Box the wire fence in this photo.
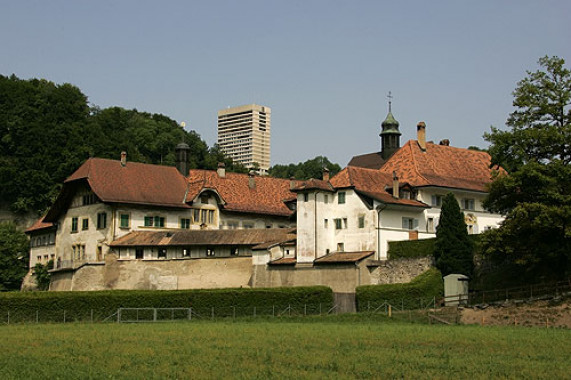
[0,303,340,325]
[468,278,571,305]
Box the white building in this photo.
[217,104,271,174]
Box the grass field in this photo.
[1,315,569,379]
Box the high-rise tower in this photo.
[217,104,271,174]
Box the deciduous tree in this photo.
[0,222,29,291]
[482,56,571,280]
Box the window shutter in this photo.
[413,219,419,230]
[402,218,408,229]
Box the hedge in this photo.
[356,268,443,311]
[388,235,482,260]
[0,286,333,322]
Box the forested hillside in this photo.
[0,75,245,215]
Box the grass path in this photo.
[1,317,569,379]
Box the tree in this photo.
[268,156,341,180]
[34,259,53,291]
[434,193,474,277]
[0,222,29,291]
[482,56,571,280]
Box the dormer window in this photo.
[200,195,209,204]
[401,190,411,200]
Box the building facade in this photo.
[217,104,271,174]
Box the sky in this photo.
[1,0,570,167]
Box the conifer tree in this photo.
[434,193,474,277]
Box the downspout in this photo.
[314,191,321,261]
[376,203,387,260]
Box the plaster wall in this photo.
[49,255,253,291]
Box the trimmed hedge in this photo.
[0,286,333,321]
[356,268,443,311]
[388,238,435,259]
[388,235,481,260]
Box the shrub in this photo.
[0,286,333,321]
[356,268,443,311]
[388,238,435,259]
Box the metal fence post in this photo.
[211,307,214,320]
[36,310,39,323]
[188,307,192,321]
[233,306,236,319]
[7,311,9,325]
[117,308,121,323]
[63,310,66,323]
[91,309,93,323]
[304,304,307,316]
[153,308,157,322]
[273,305,275,317]
[253,307,256,317]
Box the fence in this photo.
[468,278,571,305]
[0,303,340,325]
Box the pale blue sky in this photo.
[2,1,570,166]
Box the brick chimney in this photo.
[417,122,426,151]
[248,171,256,189]
[120,151,127,167]
[322,168,330,181]
[392,171,399,198]
[439,139,450,146]
[217,162,226,178]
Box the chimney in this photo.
[417,122,426,151]
[392,171,399,198]
[217,162,226,178]
[120,151,127,167]
[322,168,330,181]
[289,176,296,190]
[439,139,450,146]
[248,171,256,189]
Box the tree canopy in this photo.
[0,222,29,291]
[0,75,246,214]
[268,156,341,180]
[482,56,571,280]
[434,193,474,277]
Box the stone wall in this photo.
[369,257,434,285]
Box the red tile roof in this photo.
[314,251,374,264]
[268,257,297,265]
[110,228,296,247]
[329,166,428,208]
[186,170,300,217]
[347,152,386,169]
[25,216,54,233]
[66,158,189,208]
[379,140,505,192]
[291,178,335,192]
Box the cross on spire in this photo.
[387,91,393,112]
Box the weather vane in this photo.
[387,91,393,112]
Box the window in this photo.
[97,212,107,229]
[337,243,344,252]
[120,214,130,228]
[158,248,167,259]
[338,192,346,204]
[230,247,239,256]
[206,248,215,257]
[192,209,200,224]
[200,195,209,204]
[71,217,78,233]
[324,195,329,204]
[303,193,309,202]
[462,198,475,211]
[401,190,411,200]
[144,216,165,228]
[82,218,89,231]
[180,218,191,229]
[427,217,435,233]
[343,218,348,229]
[402,217,419,230]
[135,248,144,259]
[324,219,328,228]
[243,223,254,229]
[334,218,342,230]
[82,193,97,206]
[358,216,365,229]
[431,195,442,207]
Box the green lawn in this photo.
[1,316,569,379]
